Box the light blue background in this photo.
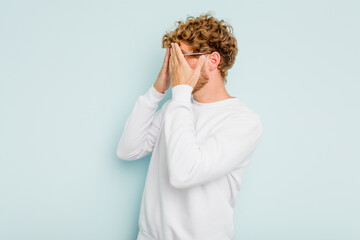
[1,0,359,239]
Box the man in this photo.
[117,13,263,240]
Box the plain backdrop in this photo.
[1,0,359,239]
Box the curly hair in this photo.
[162,11,238,85]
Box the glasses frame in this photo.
[183,52,210,57]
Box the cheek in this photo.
[188,60,197,69]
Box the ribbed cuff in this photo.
[151,84,166,97]
[141,84,166,108]
[171,84,193,103]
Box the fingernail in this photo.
[200,55,205,60]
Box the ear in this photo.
[208,52,221,70]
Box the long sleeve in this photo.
[163,84,263,189]
[116,84,166,161]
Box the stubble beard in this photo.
[191,67,209,95]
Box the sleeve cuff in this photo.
[141,84,166,107]
[171,84,193,103]
[151,84,166,97]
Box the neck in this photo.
[192,76,232,103]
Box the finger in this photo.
[163,47,170,68]
[169,48,174,85]
[171,44,179,66]
[169,52,172,71]
[171,46,176,66]
[171,44,175,58]
[173,42,186,64]
[189,55,207,85]
[163,47,168,61]
[170,45,174,65]
[169,48,174,71]
[195,55,207,72]
[165,47,170,62]
[170,45,178,81]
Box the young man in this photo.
[117,13,263,240]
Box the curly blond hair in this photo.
[162,12,238,85]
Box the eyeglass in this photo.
[183,52,210,57]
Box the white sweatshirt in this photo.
[116,84,263,240]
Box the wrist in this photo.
[153,84,165,94]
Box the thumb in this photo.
[193,55,206,75]
[197,55,207,68]
[188,55,207,87]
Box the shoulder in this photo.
[228,102,263,130]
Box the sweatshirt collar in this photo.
[191,95,241,108]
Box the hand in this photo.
[169,42,208,88]
[153,47,171,94]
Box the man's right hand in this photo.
[153,47,171,94]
